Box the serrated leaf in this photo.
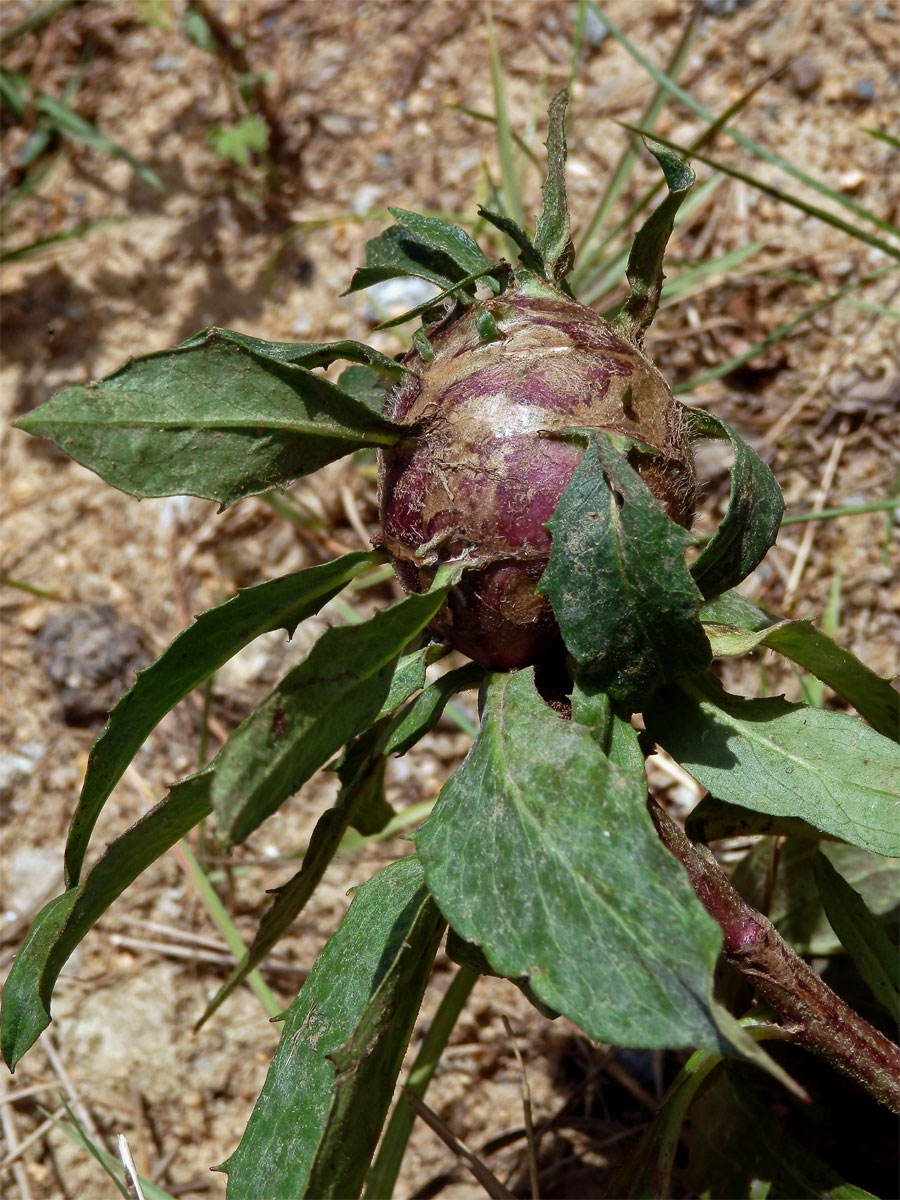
[539,433,710,708]
[211,586,454,849]
[614,137,695,342]
[688,410,784,597]
[646,674,900,856]
[221,857,443,1200]
[64,551,379,887]
[813,850,900,1017]
[346,210,495,298]
[1,774,213,1069]
[15,333,402,508]
[533,88,574,281]
[385,662,483,757]
[477,205,544,272]
[416,668,726,1050]
[700,592,899,741]
[176,327,406,378]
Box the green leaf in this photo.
[684,1069,877,1199]
[686,794,829,844]
[197,728,390,1029]
[375,266,499,330]
[1,774,213,1069]
[610,1022,783,1200]
[389,208,497,280]
[377,646,430,718]
[614,138,694,343]
[699,592,900,743]
[477,206,544,273]
[221,857,443,1200]
[813,850,899,1017]
[416,668,726,1050]
[385,662,484,757]
[211,585,455,849]
[336,364,389,414]
[645,674,900,857]
[208,116,268,166]
[687,410,785,597]
[64,551,379,887]
[346,209,495,298]
[15,333,401,508]
[533,89,574,281]
[175,327,406,378]
[539,433,710,708]
[732,840,899,957]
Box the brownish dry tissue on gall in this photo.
[378,283,696,670]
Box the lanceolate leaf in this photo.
[1,774,213,1070]
[533,88,574,281]
[385,662,484,757]
[539,433,711,708]
[211,585,456,849]
[646,674,900,857]
[813,850,900,1017]
[477,206,544,273]
[416,668,726,1050]
[615,138,695,343]
[688,409,785,597]
[15,334,402,508]
[221,857,443,1200]
[389,208,498,281]
[700,592,900,741]
[65,551,380,887]
[175,327,406,378]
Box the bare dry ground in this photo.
[1,1,897,1197]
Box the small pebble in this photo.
[855,78,876,102]
[581,7,608,45]
[839,168,866,193]
[789,54,822,98]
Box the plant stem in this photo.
[647,796,900,1113]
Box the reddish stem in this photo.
[648,796,900,1114]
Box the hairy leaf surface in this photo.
[221,857,442,1200]
[416,668,726,1049]
[646,674,900,856]
[16,334,401,507]
[540,434,710,707]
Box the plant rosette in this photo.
[5,90,899,1199]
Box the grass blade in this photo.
[587,1,900,242]
[366,966,479,1199]
[573,4,698,280]
[673,262,899,392]
[623,124,900,262]
[485,5,524,230]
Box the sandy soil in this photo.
[1,1,897,1197]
